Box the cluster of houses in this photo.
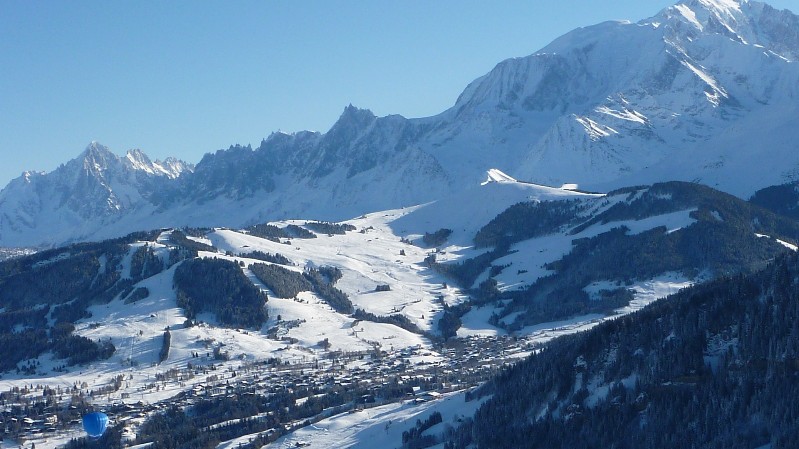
[1,333,538,445]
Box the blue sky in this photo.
[1,0,797,186]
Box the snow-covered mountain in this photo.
[430,0,799,193]
[1,171,798,448]
[0,142,193,246]
[1,0,798,248]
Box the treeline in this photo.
[0,229,197,373]
[425,246,508,290]
[0,239,133,371]
[0,251,107,308]
[497,214,788,329]
[0,229,157,279]
[52,332,115,366]
[170,229,216,252]
[304,221,356,235]
[245,223,287,242]
[303,267,352,314]
[174,258,268,328]
[130,244,165,279]
[443,252,799,449]
[353,309,423,334]
[438,303,470,340]
[750,181,799,220]
[251,260,427,332]
[286,224,316,239]
[474,201,583,248]
[124,287,150,304]
[53,335,115,366]
[0,318,115,372]
[159,329,171,363]
[250,263,312,298]
[422,228,453,247]
[0,328,48,372]
[435,181,799,330]
[240,250,292,265]
[245,223,317,241]
[574,182,799,240]
[316,265,343,283]
[474,182,799,263]
[100,370,433,449]
[249,262,351,313]
[403,411,443,449]
[0,306,47,333]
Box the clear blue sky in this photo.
[1,0,796,186]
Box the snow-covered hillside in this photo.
[1,0,798,248]
[2,172,798,447]
[3,172,787,380]
[0,173,690,369]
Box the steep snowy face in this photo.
[0,143,191,247]
[655,0,799,60]
[56,142,193,217]
[660,0,749,37]
[2,1,799,248]
[125,148,193,179]
[746,1,799,60]
[136,0,793,204]
[435,0,799,191]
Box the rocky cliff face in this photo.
[0,142,193,246]
[1,0,798,247]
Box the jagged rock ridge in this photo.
[1,0,798,247]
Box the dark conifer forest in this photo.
[174,258,268,328]
[431,182,799,330]
[0,233,162,371]
[443,252,799,449]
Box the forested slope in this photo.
[446,253,799,448]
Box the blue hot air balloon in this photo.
[82,411,109,438]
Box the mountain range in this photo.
[2,0,799,248]
[4,1,799,448]
[2,169,797,448]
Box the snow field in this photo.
[262,390,488,449]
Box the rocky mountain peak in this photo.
[1,1,799,248]
[79,141,118,175]
[156,157,194,179]
[125,148,153,167]
[125,148,192,178]
[650,0,799,59]
[328,105,377,137]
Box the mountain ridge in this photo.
[0,173,798,447]
[1,0,798,248]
